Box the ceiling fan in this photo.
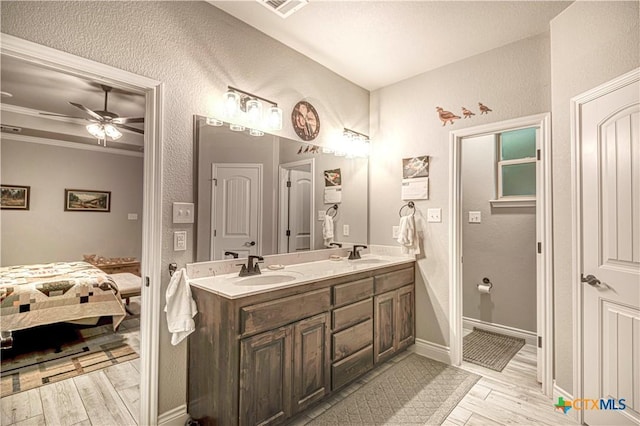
[40,84,144,144]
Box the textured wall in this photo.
[461,134,536,332]
[549,1,640,394]
[1,140,143,266]
[370,33,550,346]
[1,1,369,415]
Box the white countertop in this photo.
[188,254,415,299]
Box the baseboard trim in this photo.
[158,404,189,426]
[553,382,580,423]
[463,317,537,346]
[410,338,451,364]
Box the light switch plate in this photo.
[392,226,400,239]
[343,224,350,236]
[468,211,482,223]
[173,202,194,224]
[127,213,138,220]
[427,208,442,223]
[318,210,325,221]
[174,231,187,251]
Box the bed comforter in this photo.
[0,261,126,332]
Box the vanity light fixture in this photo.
[206,117,223,126]
[341,128,371,158]
[222,86,283,133]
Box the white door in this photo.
[288,169,312,252]
[581,74,639,425]
[211,164,262,260]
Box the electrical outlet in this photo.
[173,202,194,224]
[127,213,138,220]
[174,231,187,251]
[427,208,441,223]
[318,210,325,221]
[343,224,350,236]
[468,211,482,223]
[392,226,400,238]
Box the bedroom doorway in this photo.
[0,34,162,425]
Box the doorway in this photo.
[1,34,163,424]
[278,159,315,253]
[449,113,553,397]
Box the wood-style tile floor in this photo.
[1,298,141,426]
[3,318,579,425]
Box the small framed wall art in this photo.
[1,184,30,210]
[64,189,111,212]
[291,101,320,141]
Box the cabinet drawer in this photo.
[374,267,413,294]
[332,298,372,331]
[241,288,331,336]
[333,278,373,307]
[332,319,373,361]
[332,345,373,390]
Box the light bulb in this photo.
[86,123,105,139]
[246,99,262,127]
[267,105,283,130]
[104,124,122,140]
[249,129,264,137]
[223,90,240,119]
[229,123,245,132]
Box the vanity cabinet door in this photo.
[292,313,330,414]
[396,284,415,351]
[239,327,292,426]
[374,291,396,364]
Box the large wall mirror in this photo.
[194,115,369,261]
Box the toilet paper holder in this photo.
[477,277,493,291]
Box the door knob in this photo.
[581,274,601,287]
[245,241,256,247]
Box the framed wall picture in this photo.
[64,189,111,212]
[1,184,30,210]
[291,100,320,141]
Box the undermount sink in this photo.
[349,258,387,265]
[234,274,298,286]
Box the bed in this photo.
[0,261,126,336]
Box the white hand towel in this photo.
[397,215,421,255]
[164,268,198,345]
[323,214,334,247]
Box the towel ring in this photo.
[326,204,338,218]
[399,201,415,217]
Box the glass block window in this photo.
[497,127,537,199]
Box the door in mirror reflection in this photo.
[211,163,262,260]
[279,160,314,253]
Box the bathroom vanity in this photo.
[187,255,415,426]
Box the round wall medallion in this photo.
[291,101,320,141]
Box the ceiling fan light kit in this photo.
[212,86,283,135]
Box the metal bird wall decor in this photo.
[435,102,493,126]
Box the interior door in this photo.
[288,169,312,252]
[211,163,262,260]
[581,75,639,425]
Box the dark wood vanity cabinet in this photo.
[188,263,415,426]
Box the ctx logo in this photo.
[554,397,627,414]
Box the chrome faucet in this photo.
[348,245,368,260]
[237,255,264,277]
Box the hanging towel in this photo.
[164,268,198,346]
[397,215,421,255]
[323,214,334,247]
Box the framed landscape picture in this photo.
[1,185,30,210]
[64,189,111,212]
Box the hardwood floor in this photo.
[1,298,141,426]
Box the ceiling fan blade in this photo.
[39,112,88,120]
[112,116,144,124]
[114,123,144,134]
[69,102,104,121]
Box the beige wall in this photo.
[1,1,369,415]
[461,134,537,332]
[1,140,143,266]
[369,33,551,346]
[549,1,640,394]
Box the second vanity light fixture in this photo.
[323,128,371,158]
[207,86,283,136]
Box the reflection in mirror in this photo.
[194,115,368,261]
